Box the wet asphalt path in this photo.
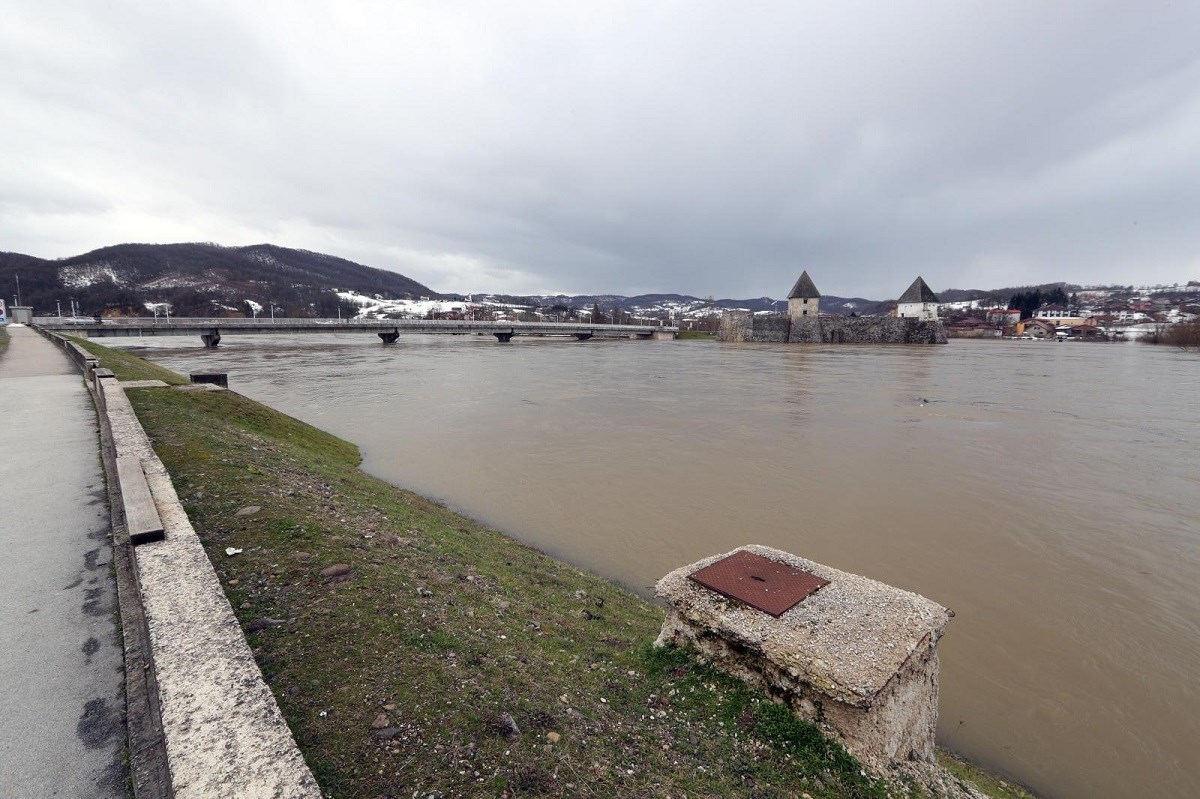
[0,326,125,797]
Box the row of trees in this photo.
[1008,287,1070,319]
[1159,318,1200,349]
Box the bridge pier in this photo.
[378,328,400,344]
[574,333,593,341]
[494,331,515,343]
[201,329,221,348]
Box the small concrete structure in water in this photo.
[655,545,951,776]
[189,371,229,388]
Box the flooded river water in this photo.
[124,334,1199,799]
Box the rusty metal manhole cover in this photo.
[688,550,829,617]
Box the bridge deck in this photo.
[34,317,678,342]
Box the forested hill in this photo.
[0,242,436,317]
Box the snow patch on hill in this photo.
[140,273,206,290]
[59,262,132,288]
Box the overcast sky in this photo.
[3,1,1199,298]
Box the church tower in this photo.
[788,271,821,318]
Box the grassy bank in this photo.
[81,340,1025,799]
[69,336,187,383]
[676,330,717,340]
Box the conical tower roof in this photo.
[898,276,939,304]
[788,271,821,299]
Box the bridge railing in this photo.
[34,316,678,334]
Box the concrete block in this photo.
[655,545,951,775]
[116,454,166,545]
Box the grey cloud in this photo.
[3,1,1198,297]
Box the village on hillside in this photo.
[333,281,1200,342]
[937,283,1200,341]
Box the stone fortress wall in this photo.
[719,310,947,344]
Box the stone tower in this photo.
[896,276,940,321]
[788,271,821,318]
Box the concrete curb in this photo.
[37,328,322,799]
[95,374,175,799]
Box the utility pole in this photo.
[14,275,21,306]
[57,300,62,318]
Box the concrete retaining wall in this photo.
[35,326,321,799]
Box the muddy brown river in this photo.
[124,334,1199,799]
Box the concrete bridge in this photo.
[34,317,679,347]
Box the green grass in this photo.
[67,337,188,384]
[677,330,717,340]
[80,343,1019,799]
[0,327,9,358]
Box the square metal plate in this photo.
[688,550,830,617]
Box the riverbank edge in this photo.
[64,332,1034,799]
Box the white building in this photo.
[896,277,940,321]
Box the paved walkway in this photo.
[0,326,126,797]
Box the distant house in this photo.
[986,308,1021,326]
[1034,304,1090,326]
[945,319,1001,338]
[1059,318,1103,338]
[1020,319,1057,338]
[1034,304,1071,319]
[895,277,940,321]
[787,271,821,318]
